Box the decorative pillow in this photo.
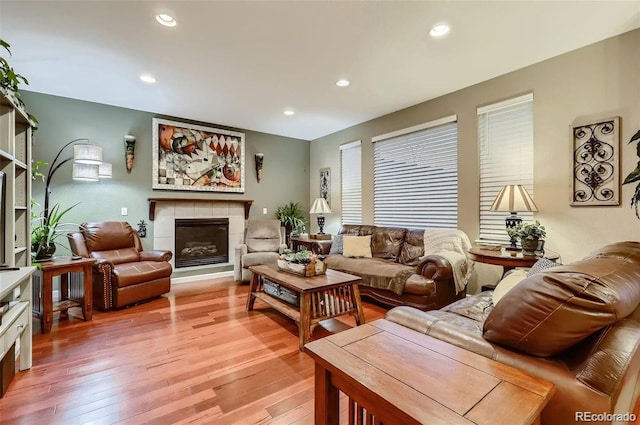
[527,258,561,276]
[343,235,372,258]
[491,269,528,305]
[329,234,344,255]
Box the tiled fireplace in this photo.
[152,200,246,270]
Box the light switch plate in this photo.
[121,207,128,216]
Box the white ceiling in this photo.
[2,1,639,141]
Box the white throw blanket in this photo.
[423,229,474,294]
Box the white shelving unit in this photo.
[0,89,32,268]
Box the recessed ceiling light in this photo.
[336,79,350,87]
[155,13,177,27]
[429,23,450,38]
[283,109,295,116]
[140,74,157,84]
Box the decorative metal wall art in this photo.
[571,117,620,206]
[137,220,147,238]
[320,168,330,207]
[255,153,264,182]
[152,118,245,193]
[621,129,640,217]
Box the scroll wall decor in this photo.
[152,118,245,193]
[571,117,620,206]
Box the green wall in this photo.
[23,92,310,251]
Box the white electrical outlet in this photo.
[121,207,128,216]
[263,207,268,215]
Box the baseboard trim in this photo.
[171,270,235,285]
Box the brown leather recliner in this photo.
[68,221,173,310]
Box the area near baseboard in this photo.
[171,270,234,285]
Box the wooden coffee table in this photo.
[305,319,555,425]
[246,264,365,351]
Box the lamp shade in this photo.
[310,197,332,214]
[490,185,538,212]
[74,143,103,165]
[72,163,99,181]
[98,162,113,178]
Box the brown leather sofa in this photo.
[311,224,467,311]
[68,221,173,310]
[386,241,640,425]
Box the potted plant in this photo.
[507,220,546,256]
[31,202,79,261]
[275,201,307,240]
[0,38,37,125]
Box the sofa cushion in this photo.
[527,258,562,276]
[371,227,406,260]
[323,255,414,295]
[242,251,280,267]
[338,224,362,236]
[492,269,528,305]
[343,235,372,258]
[483,257,640,357]
[82,221,136,252]
[398,229,424,265]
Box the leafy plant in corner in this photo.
[0,38,38,126]
[31,202,79,261]
[622,130,640,217]
[275,201,307,234]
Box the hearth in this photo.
[175,218,229,268]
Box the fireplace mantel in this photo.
[148,198,254,220]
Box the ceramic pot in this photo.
[32,242,56,261]
[521,237,539,256]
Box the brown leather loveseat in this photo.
[386,241,640,424]
[68,221,173,310]
[311,224,471,311]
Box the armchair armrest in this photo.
[234,243,249,281]
[278,243,288,254]
[140,250,173,262]
[311,240,332,255]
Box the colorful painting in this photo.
[152,118,245,193]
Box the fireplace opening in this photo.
[175,218,229,268]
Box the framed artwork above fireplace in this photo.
[152,118,245,193]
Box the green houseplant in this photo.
[31,202,79,261]
[0,38,37,125]
[275,201,307,238]
[507,220,546,256]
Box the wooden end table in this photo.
[305,319,555,425]
[290,237,315,252]
[469,247,560,290]
[246,264,365,351]
[32,257,96,334]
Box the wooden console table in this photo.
[305,319,554,425]
[32,257,96,334]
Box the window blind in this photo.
[373,117,458,229]
[478,94,534,243]
[340,140,362,225]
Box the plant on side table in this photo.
[275,201,307,239]
[507,220,546,256]
[31,202,79,261]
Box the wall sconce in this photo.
[124,135,136,173]
[255,153,264,182]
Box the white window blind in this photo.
[340,140,362,225]
[478,94,534,243]
[373,117,458,229]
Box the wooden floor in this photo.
[0,276,387,424]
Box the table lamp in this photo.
[310,197,331,234]
[490,184,538,250]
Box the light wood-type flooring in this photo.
[0,276,387,424]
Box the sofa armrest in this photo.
[416,254,454,282]
[311,240,332,255]
[140,250,173,262]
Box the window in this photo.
[372,115,458,229]
[340,140,361,225]
[478,94,534,243]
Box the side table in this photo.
[32,257,96,334]
[290,237,315,252]
[468,247,559,291]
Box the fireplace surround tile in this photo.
[175,202,196,218]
